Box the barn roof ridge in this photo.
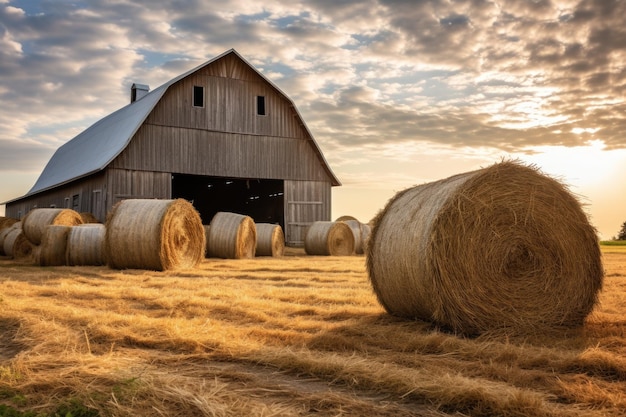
[5,49,339,204]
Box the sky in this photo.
[1,0,625,239]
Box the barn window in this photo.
[257,96,266,116]
[193,86,204,107]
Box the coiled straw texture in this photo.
[305,221,355,256]
[207,212,256,259]
[22,208,83,245]
[105,199,205,271]
[366,161,603,335]
[255,223,285,257]
[67,224,107,266]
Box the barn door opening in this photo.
[171,174,284,227]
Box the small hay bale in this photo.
[67,224,106,266]
[0,217,22,255]
[360,223,372,254]
[340,219,364,255]
[305,221,354,256]
[105,199,205,271]
[255,223,285,257]
[3,227,34,260]
[38,225,71,266]
[207,212,256,259]
[22,208,83,245]
[366,160,604,335]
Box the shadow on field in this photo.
[0,317,26,361]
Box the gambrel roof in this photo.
[9,49,339,202]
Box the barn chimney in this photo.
[130,83,150,103]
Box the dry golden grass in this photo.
[0,247,625,416]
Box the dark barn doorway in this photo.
[171,174,284,228]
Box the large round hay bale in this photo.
[305,221,355,256]
[366,161,603,335]
[207,212,256,259]
[255,223,285,257]
[105,199,205,271]
[22,208,83,245]
[3,227,34,260]
[0,217,22,255]
[38,225,71,266]
[67,224,107,266]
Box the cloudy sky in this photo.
[1,0,625,239]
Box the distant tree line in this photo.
[617,221,626,241]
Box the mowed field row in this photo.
[1,246,626,416]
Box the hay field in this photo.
[0,247,625,416]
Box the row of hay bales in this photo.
[0,200,288,271]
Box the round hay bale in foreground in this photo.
[38,225,71,266]
[360,223,372,255]
[67,224,107,266]
[105,199,205,271]
[305,221,354,256]
[22,208,83,245]
[255,223,285,257]
[0,216,19,233]
[366,161,603,335]
[3,227,34,260]
[207,212,256,259]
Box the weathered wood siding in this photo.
[112,125,330,182]
[106,168,171,207]
[284,180,331,246]
[4,172,107,221]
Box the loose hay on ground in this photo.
[366,160,604,335]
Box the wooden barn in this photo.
[4,49,340,246]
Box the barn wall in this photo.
[112,125,331,182]
[283,180,331,246]
[106,168,171,208]
[5,172,107,221]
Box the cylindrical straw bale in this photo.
[366,161,604,335]
[255,223,285,257]
[360,223,372,255]
[38,225,71,266]
[4,227,34,260]
[340,219,364,255]
[305,221,354,256]
[207,212,256,259]
[22,208,83,245]
[203,225,211,257]
[67,224,107,266]
[105,199,205,271]
[0,217,22,255]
